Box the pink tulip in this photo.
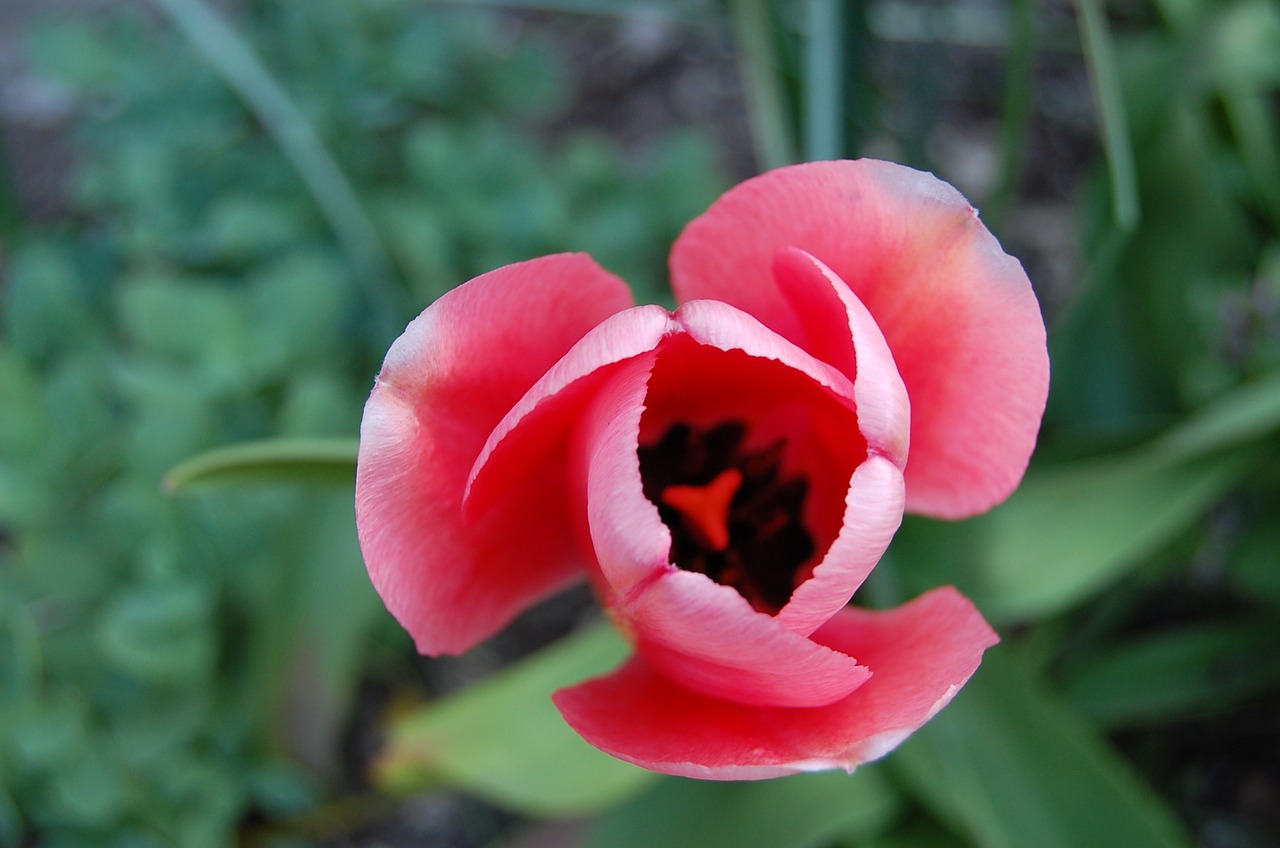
[356,160,1048,779]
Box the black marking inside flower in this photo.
[638,421,816,614]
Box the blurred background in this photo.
[0,0,1277,846]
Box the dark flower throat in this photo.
[637,421,816,614]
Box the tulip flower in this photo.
[357,159,1048,778]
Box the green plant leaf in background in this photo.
[1059,617,1280,727]
[898,369,1280,623]
[890,647,1193,848]
[373,621,657,816]
[162,437,358,494]
[1075,0,1140,230]
[586,767,902,848]
[977,447,1253,622]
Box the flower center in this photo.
[638,421,816,614]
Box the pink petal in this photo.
[356,254,634,655]
[553,586,998,779]
[464,306,674,520]
[622,570,871,708]
[774,454,904,635]
[572,346,869,709]
[671,160,1048,519]
[767,248,909,634]
[570,349,672,597]
[771,247,909,465]
[675,300,857,405]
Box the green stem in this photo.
[729,0,796,170]
[148,0,402,341]
[985,0,1034,230]
[804,0,844,161]
[0,118,23,246]
[1075,0,1140,230]
[1223,88,1280,227]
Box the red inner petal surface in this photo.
[639,335,864,594]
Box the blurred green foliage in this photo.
[0,1,723,844]
[3,0,1280,846]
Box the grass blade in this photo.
[729,0,797,170]
[148,0,402,341]
[1075,0,1140,230]
[985,0,1034,228]
[804,0,844,161]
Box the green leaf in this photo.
[1148,370,1280,464]
[115,273,252,388]
[1060,618,1280,726]
[803,0,845,162]
[729,0,796,170]
[0,595,42,707]
[979,448,1253,622]
[25,19,130,91]
[585,767,902,848]
[961,371,1280,622]
[96,581,215,684]
[890,648,1193,848]
[45,745,130,828]
[0,784,19,848]
[1230,522,1280,610]
[373,621,656,816]
[1076,0,1139,229]
[5,240,95,361]
[162,437,358,494]
[852,818,968,848]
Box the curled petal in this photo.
[771,247,909,466]
[573,350,672,596]
[356,255,633,655]
[464,306,673,520]
[767,249,911,634]
[554,587,998,779]
[620,570,871,708]
[674,300,857,407]
[774,454,904,635]
[671,160,1048,518]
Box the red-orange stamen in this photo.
[660,468,743,552]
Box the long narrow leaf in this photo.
[897,368,1280,621]
[1075,0,1140,230]
[985,0,1034,228]
[1223,90,1280,226]
[891,648,1193,848]
[1060,618,1280,726]
[586,767,901,848]
[977,367,1280,621]
[162,438,358,493]
[426,0,709,17]
[730,0,797,170]
[980,448,1254,622]
[148,0,401,341]
[1147,370,1280,463]
[804,0,844,162]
